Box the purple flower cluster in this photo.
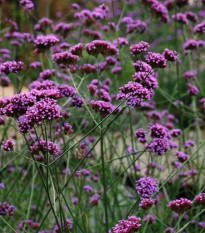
[163,49,178,61]
[54,23,74,37]
[110,216,141,233]
[134,128,148,143]
[30,140,61,157]
[142,0,169,23]
[194,21,205,34]
[2,139,15,151]
[187,83,199,96]
[80,64,97,74]
[133,61,153,73]
[0,76,10,87]
[85,40,118,56]
[139,198,155,210]
[130,41,150,56]
[148,138,170,156]
[18,98,61,133]
[70,43,83,57]
[145,52,167,68]
[0,202,15,216]
[172,13,189,24]
[117,81,151,107]
[136,177,158,199]
[34,17,53,32]
[194,193,205,206]
[175,151,189,162]
[34,35,60,53]
[91,100,114,117]
[17,220,40,232]
[149,123,168,138]
[168,198,193,213]
[89,194,100,206]
[52,51,79,65]
[0,61,24,75]
[184,40,198,50]
[20,0,34,11]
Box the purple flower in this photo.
[170,129,182,137]
[20,0,34,11]
[136,177,158,199]
[57,84,76,97]
[0,76,11,87]
[52,51,79,65]
[30,61,42,69]
[80,64,97,74]
[139,198,155,210]
[145,52,167,68]
[18,99,61,133]
[126,20,147,34]
[149,1,170,23]
[168,198,193,213]
[0,61,24,75]
[34,17,53,32]
[185,11,198,23]
[117,81,151,107]
[194,193,205,206]
[83,185,93,193]
[29,80,55,90]
[111,66,122,74]
[72,3,80,10]
[70,43,83,57]
[54,23,73,37]
[184,40,198,50]
[110,216,141,233]
[183,70,197,81]
[91,100,114,117]
[89,194,100,206]
[187,83,199,96]
[0,116,6,125]
[113,37,128,47]
[175,151,189,162]
[69,96,84,107]
[72,197,78,205]
[149,123,168,138]
[172,13,189,25]
[30,140,61,157]
[134,128,148,143]
[133,61,153,73]
[199,222,205,229]
[59,42,71,49]
[149,138,170,156]
[34,35,60,53]
[163,49,178,61]
[184,139,194,148]
[194,21,205,34]
[39,69,56,80]
[0,202,15,216]
[85,40,118,57]
[2,139,15,151]
[0,183,5,189]
[130,41,149,56]
[82,29,102,40]
[172,161,183,169]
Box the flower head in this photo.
[136,177,158,199]
[168,198,193,213]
